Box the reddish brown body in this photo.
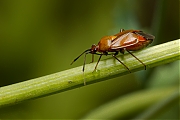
[71,29,155,74]
[92,30,153,54]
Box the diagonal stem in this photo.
[0,39,179,108]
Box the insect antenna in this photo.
[70,49,91,65]
[70,49,91,85]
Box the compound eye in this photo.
[92,44,96,49]
[91,44,98,53]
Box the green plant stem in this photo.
[82,86,179,119]
[135,90,179,119]
[0,39,179,107]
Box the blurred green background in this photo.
[0,0,179,119]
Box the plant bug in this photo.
[71,29,155,84]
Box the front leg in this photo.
[93,54,102,72]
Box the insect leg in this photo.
[91,54,94,63]
[83,52,89,72]
[126,50,146,70]
[82,52,90,85]
[93,54,102,72]
[112,53,131,73]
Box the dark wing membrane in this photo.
[111,32,139,49]
[135,31,155,40]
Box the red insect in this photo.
[71,29,155,73]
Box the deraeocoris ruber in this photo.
[71,29,155,74]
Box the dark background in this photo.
[0,0,179,119]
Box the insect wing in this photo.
[135,31,155,40]
[111,32,138,49]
